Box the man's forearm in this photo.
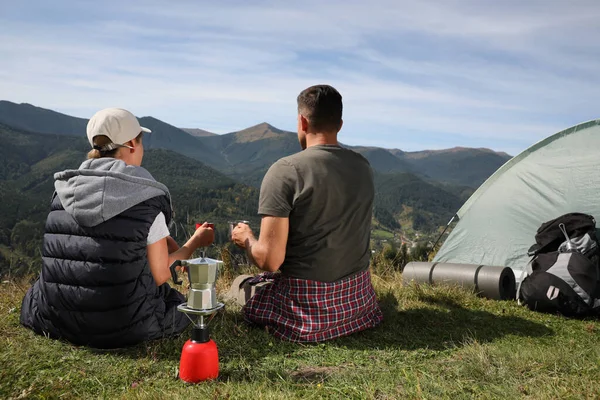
[244,235,282,272]
[232,218,286,272]
[244,235,264,270]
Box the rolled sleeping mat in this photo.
[402,262,516,300]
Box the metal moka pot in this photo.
[171,253,225,384]
[170,255,223,311]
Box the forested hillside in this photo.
[0,101,511,277]
[374,172,465,232]
[0,125,259,276]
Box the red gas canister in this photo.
[178,327,219,383]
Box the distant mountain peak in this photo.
[234,122,293,143]
[1,100,39,109]
[446,146,499,153]
[138,116,162,123]
[247,122,281,132]
[404,146,512,159]
[0,100,88,136]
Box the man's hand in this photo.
[232,216,288,272]
[232,222,254,248]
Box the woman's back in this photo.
[21,158,189,348]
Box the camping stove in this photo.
[170,253,224,383]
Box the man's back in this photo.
[259,144,374,282]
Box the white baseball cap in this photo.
[86,108,151,150]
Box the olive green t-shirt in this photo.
[258,144,374,282]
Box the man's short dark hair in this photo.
[297,85,343,132]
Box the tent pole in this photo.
[426,214,457,260]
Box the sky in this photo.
[1,0,599,155]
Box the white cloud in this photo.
[0,0,599,153]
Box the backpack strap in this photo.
[593,264,600,301]
[516,257,535,304]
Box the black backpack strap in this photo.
[593,263,600,300]
[516,257,535,303]
[527,244,540,257]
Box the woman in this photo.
[20,108,213,349]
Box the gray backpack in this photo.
[517,213,600,316]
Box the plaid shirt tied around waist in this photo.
[242,269,383,343]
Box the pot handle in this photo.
[170,260,184,285]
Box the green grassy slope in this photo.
[1,272,598,399]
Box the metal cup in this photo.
[558,223,578,253]
[229,220,250,238]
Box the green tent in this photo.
[433,119,600,278]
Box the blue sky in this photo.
[1,0,599,155]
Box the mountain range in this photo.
[0,101,511,188]
[0,100,512,275]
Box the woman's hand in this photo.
[147,223,214,286]
[193,222,215,247]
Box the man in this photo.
[231,84,383,343]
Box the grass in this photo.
[371,229,395,241]
[2,268,600,399]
